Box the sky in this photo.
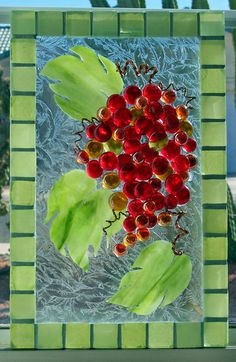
[0,0,230,10]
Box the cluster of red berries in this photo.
[76,83,197,257]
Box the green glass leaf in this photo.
[45,169,123,271]
[40,46,123,120]
[108,240,192,315]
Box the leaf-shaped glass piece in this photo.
[40,46,124,120]
[45,170,123,271]
[108,240,192,315]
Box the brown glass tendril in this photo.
[168,210,189,256]
[73,117,100,154]
[103,209,129,236]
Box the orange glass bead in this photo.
[113,243,127,257]
[136,227,150,241]
[135,96,148,109]
[102,172,120,189]
[108,192,128,211]
[176,105,189,120]
[157,212,172,226]
[161,89,177,104]
[123,233,137,248]
[179,120,193,136]
[85,140,103,158]
[97,106,111,121]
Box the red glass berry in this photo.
[171,155,190,173]
[136,163,152,181]
[144,101,163,120]
[142,84,162,101]
[123,138,141,154]
[76,150,89,164]
[124,85,142,104]
[125,126,141,140]
[174,131,188,145]
[134,181,153,200]
[143,201,156,214]
[165,173,184,194]
[123,233,137,248]
[123,216,136,233]
[187,154,197,168]
[141,144,158,163]
[86,124,96,139]
[135,116,153,135]
[148,130,167,143]
[150,192,165,210]
[105,118,116,132]
[107,94,126,112]
[152,155,169,175]
[95,124,112,142]
[137,227,150,241]
[161,89,177,104]
[117,153,132,169]
[119,162,137,182]
[135,214,149,228]
[162,105,177,116]
[165,194,178,209]
[148,214,158,228]
[113,128,125,141]
[149,178,162,191]
[97,106,111,121]
[136,96,148,109]
[133,151,144,164]
[176,105,188,120]
[99,152,117,170]
[146,120,165,137]
[157,212,172,226]
[179,171,189,182]
[86,160,103,178]
[113,108,131,128]
[160,140,180,160]
[123,181,137,199]
[183,138,197,152]
[163,114,180,134]
[128,199,143,216]
[176,185,190,205]
[113,243,127,257]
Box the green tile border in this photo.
[10,10,227,350]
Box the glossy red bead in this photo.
[113,108,132,128]
[128,199,144,216]
[123,181,137,199]
[117,153,132,169]
[152,155,169,175]
[107,94,126,112]
[143,201,156,214]
[95,124,112,142]
[160,140,180,160]
[123,138,141,154]
[146,120,165,137]
[142,83,162,101]
[119,162,137,182]
[124,85,142,104]
[136,163,152,181]
[76,150,89,164]
[133,151,145,164]
[174,131,188,145]
[165,173,184,194]
[165,194,178,209]
[150,192,165,210]
[135,214,149,228]
[97,106,111,121]
[183,138,197,152]
[187,154,198,168]
[86,124,96,139]
[86,160,103,178]
[171,155,190,173]
[136,227,150,241]
[141,144,158,163]
[149,178,162,191]
[179,171,189,182]
[134,181,153,200]
[99,152,117,170]
[149,130,167,142]
[176,185,190,205]
[144,101,163,120]
[163,114,180,134]
[161,89,177,104]
[123,216,136,233]
[113,243,127,257]
[135,116,153,135]
[125,126,141,140]
[113,128,125,141]
[148,214,158,228]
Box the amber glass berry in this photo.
[157,212,172,226]
[102,172,120,189]
[136,228,150,241]
[76,150,89,164]
[86,140,104,158]
[176,105,188,120]
[97,106,111,121]
[179,120,193,136]
[123,233,137,248]
[113,243,127,257]
[135,214,149,228]
[161,89,177,104]
[108,191,128,211]
[136,96,148,109]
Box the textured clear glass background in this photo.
[36,36,202,323]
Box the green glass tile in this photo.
[204,265,228,289]
[11,67,36,93]
[201,122,226,147]
[11,11,36,35]
[201,69,225,94]
[92,12,117,36]
[176,322,202,348]
[173,12,198,36]
[10,237,36,263]
[11,124,35,149]
[200,40,225,65]
[10,294,35,319]
[121,323,146,349]
[204,237,227,260]
[11,180,35,206]
[203,209,227,235]
[10,209,35,234]
[38,11,63,36]
[204,322,228,347]
[11,266,35,291]
[148,322,173,348]
[200,12,224,36]
[10,152,36,177]
[119,13,144,37]
[37,324,63,349]
[65,323,90,349]
[11,96,36,121]
[201,95,226,119]
[11,39,36,64]
[11,324,34,349]
[146,11,170,36]
[204,294,228,318]
[93,324,118,349]
[202,179,227,204]
[201,150,226,175]
[66,11,90,36]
